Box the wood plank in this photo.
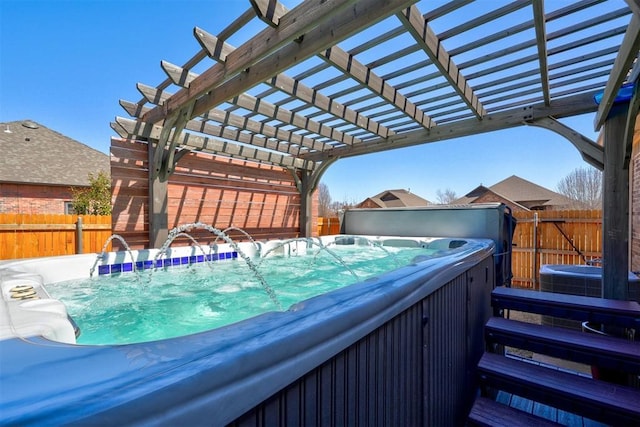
[160,61,351,149]
[245,1,435,131]
[532,0,550,106]
[594,13,640,130]
[302,91,599,161]
[113,117,315,171]
[186,0,417,121]
[397,4,485,119]
[193,28,392,139]
[468,396,562,427]
[125,90,328,154]
[491,286,640,329]
[485,317,640,373]
[477,353,640,426]
[142,0,366,124]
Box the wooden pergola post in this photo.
[602,103,631,301]
[294,159,337,238]
[148,141,169,249]
[299,172,314,238]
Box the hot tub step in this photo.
[477,352,640,426]
[485,317,640,374]
[491,286,640,329]
[468,396,563,427]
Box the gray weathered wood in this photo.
[302,91,599,161]
[114,117,315,171]
[195,27,393,138]
[602,104,630,300]
[532,0,550,106]
[594,13,640,130]
[397,4,485,119]
[142,0,372,125]
[160,60,350,148]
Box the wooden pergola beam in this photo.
[303,91,599,161]
[626,0,640,16]
[532,0,551,106]
[142,0,413,126]
[193,28,392,140]
[594,13,640,130]
[160,60,352,148]
[133,84,325,155]
[122,99,316,158]
[187,0,417,121]
[241,0,434,130]
[113,117,315,171]
[397,4,485,119]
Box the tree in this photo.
[71,171,112,215]
[317,182,332,217]
[556,167,602,209]
[435,188,457,204]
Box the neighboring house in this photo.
[452,175,572,212]
[357,189,431,208]
[0,120,110,214]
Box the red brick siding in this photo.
[0,183,76,214]
[631,127,640,272]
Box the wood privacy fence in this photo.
[0,214,112,260]
[0,211,603,282]
[317,217,341,236]
[318,210,603,289]
[511,209,602,288]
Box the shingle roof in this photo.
[453,175,572,209]
[362,189,431,208]
[489,175,572,208]
[0,120,110,186]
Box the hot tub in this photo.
[0,234,496,425]
[539,264,640,329]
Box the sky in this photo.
[0,0,605,205]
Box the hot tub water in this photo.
[46,243,436,345]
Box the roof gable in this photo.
[489,175,572,207]
[453,175,572,209]
[361,189,430,208]
[0,120,110,186]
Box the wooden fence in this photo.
[1,211,603,283]
[317,217,341,236]
[511,209,602,288]
[0,214,112,260]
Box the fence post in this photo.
[76,216,83,254]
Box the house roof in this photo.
[454,175,572,209]
[0,120,110,187]
[361,189,430,208]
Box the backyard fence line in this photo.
[317,216,341,236]
[511,209,602,288]
[0,214,113,260]
[1,211,603,279]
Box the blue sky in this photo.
[0,0,603,204]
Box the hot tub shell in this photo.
[1,235,496,425]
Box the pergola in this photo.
[112,0,640,300]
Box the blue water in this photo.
[46,245,437,345]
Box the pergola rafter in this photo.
[113,0,637,248]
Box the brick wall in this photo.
[111,138,316,249]
[0,183,75,214]
[631,118,640,272]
